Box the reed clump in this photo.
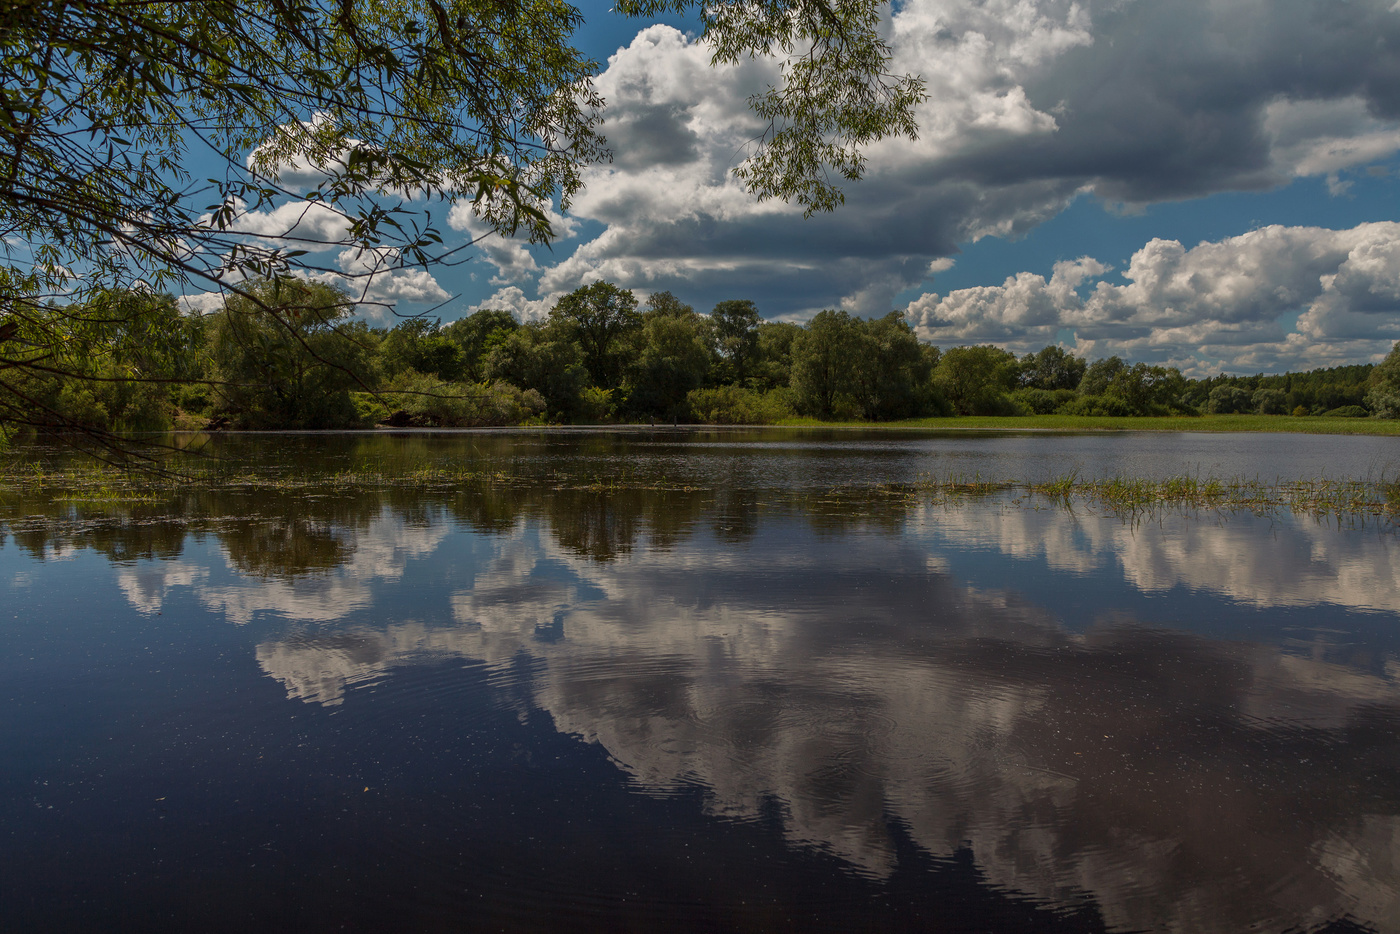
[915,471,1400,521]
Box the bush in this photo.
[933,345,1020,415]
[1010,387,1076,415]
[351,392,391,427]
[1057,393,1136,417]
[1292,405,1310,417]
[1322,405,1368,418]
[1252,388,1288,415]
[381,371,545,426]
[578,386,618,422]
[1207,385,1253,414]
[687,386,797,424]
[1366,388,1400,419]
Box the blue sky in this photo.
[217,0,1400,375]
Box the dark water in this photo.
[2,430,1399,933]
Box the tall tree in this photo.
[643,291,696,320]
[1019,346,1086,391]
[548,282,641,389]
[625,314,712,418]
[933,345,1020,415]
[791,310,869,419]
[710,300,762,386]
[208,279,374,429]
[442,309,520,382]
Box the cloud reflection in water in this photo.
[190,499,1400,934]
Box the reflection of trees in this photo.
[2,500,189,563]
[197,491,386,579]
[543,488,711,560]
[0,430,939,574]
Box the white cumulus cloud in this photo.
[906,222,1400,371]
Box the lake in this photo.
[2,429,1398,933]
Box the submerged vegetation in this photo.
[5,442,1399,527]
[6,279,1400,442]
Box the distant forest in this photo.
[10,279,1400,433]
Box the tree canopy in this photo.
[0,0,925,447]
[1,0,922,305]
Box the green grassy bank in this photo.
[771,414,1400,435]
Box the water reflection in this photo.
[6,476,1400,932]
[246,519,1400,933]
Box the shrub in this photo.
[381,371,545,426]
[1366,388,1400,419]
[578,386,618,422]
[1057,394,1136,417]
[1011,387,1077,415]
[351,392,391,427]
[1252,388,1288,415]
[1322,405,1368,418]
[687,386,797,424]
[1207,385,1253,414]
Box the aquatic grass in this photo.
[910,470,1400,523]
[4,452,1400,525]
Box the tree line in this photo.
[6,277,1400,435]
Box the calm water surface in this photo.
[2,430,1399,933]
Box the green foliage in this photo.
[1366,341,1400,417]
[483,322,591,419]
[577,386,619,422]
[1208,385,1254,415]
[2,0,922,447]
[352,392,393,427]
[643,291,697,320]
[548,283,641,390]
[854,312,944,419]
[0,289,202,433]
[933,345,1020,415]
[1252,388,1288,415]
[1106,363,1189,416]
[1078,357,1189,416]
[687,386,797,424]
[441,310,520,382]
[752,321,804,391]
[710,300,762,385]
[1367,390,1400,419]
[1058,394,1136,417]
[382,371,545,427]
[791,311,945,420]
[624,313,713,418]
[1195,364,1375,413]
[1078,356,1125,398]
[1019,346,1085,390]
[791,310,868,419]
[380,319,466,382]
[2,0,606,310]
[1011,387,1077,415]
[18,270,1400,434]
[208,278,374,429]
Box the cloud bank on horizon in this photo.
[466,1,1400,372]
